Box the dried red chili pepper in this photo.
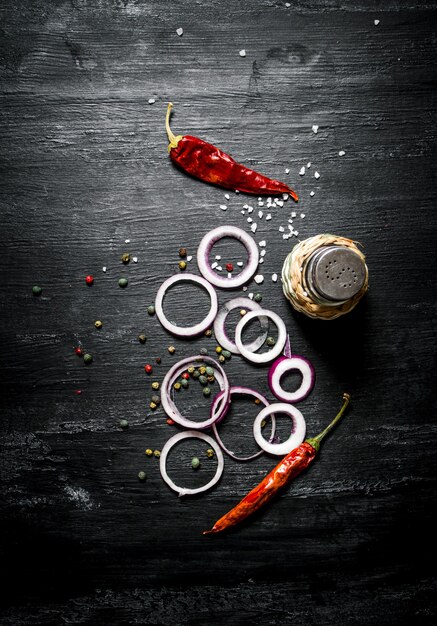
[204,393,350,535]
[166,103,298,201]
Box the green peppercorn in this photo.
[206,448,215,458]
[151,381,160,390]
[121,253,130,264]
[119,419,129,429]
[254,293,263,302]
[145,448,153,456]
[204,329,213,337]
[138,334,147,344]
[83,353,93,364]
[174,382,181,391]
[94,320,103,329]
[200,347,208,356]
[205,366,214,376]
[179,247,187,258]
[218,354,226,363]
[266,336,276,347]
[191,457,200,470]
[168,345,176,354]
[187,366,195,374]
[261,419,267,428]
[153,450,161,458]
[221,350,231,360]
[151,395,160,405]
[192,370,200,379]
[138,471,147,481]
[181,379,189,389]
[199,375,207,386]
[150,402,157,410]
[178,260,187,271]
[147,305,155,315]
[32,285,42,296]
[215,346,222,354]
[203,387,211,397]
[118,278,128,288]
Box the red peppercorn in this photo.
[85,275,94,285]
[144,364,153,374]
[75,347,83,356]
[181,372,190,380]
[225,263,234,272]
[74,390,82,395]
[166,418,175,426]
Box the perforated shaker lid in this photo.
[309,246,366,302]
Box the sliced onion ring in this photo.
[253,403,306,456]
[159,430,224,497]
[213,297,268,355]
[197,225,259,289]
[155,273,218,337]
[211,386,276,461]
[161,355,230,429]
[235,309,287,364]
[268,355,315,403]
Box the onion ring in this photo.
[155,273,218,337]
[211,386,276,461]
[197,225,259,289]
[159,430,224,497]
[235,309,287,364]
[161,355,230,429]
[268,355,315,403]
[253,403,306,456]
[213,297,269,354]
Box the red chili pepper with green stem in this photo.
[204,393,351,535]
[166,103,298,201]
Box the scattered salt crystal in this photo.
[239,49,246,57]
[312,125,319,134]
[338,150,346,157]
[294,230,299,236]
[259,240,266,247]
[176,27,184,36]
[374,19,379,26]
[285,168,290,174]
[307,162,311,168]
[248,293,254,300]
[237,261,244,267]
[133,256,138,262]
[259,258,264,264]
[148,98,156,105]
[187,255,192,261]
[247,206,253,213]
[125,239,130,243]
[243,286,247,291]
[258,210,263,218]
[251,222,257,233]
[241,210,246,215]
[215,255,221,260]
[211,261,218,269]
[314,171,320,179]
[247,217,253,223]
[260,250,266,257]
[225,193,230,200]
[266,213,272,221]
[254,275,264,284]
[291,211,296,218]
[288,223,293,231]
[299,166,305,176]
[279,226,285,232]
[282,234,289,239]
[285,2,291,6]
[243,203,249,209]
[220,204,227,211]
[272,273,278,282]
[310,191,315,197]
[102,266,107,272]
[216,266,222,272]
[258,201,264,207]
[235,189,239,194]
[276,199,284,207]
[300,213,305,219]
[282,193,289,201]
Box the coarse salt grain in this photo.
[148,98,156,104]
[247,206,253,213]
[211,262,218,269]
[241,210,246,215]
[285,2,291,6]
[260,250,266,257]
[125,239,130,243]
[220,204,227,211]
[237,261,244,267]
[272,273,278,282]
[282,234,289,240]
[266,213,272,221]
[225,193,230,200]
[374,19,379,26]
[254,275,264,284]
[339,150,346,157]
[312,125,319,134]
[300,213,305,219]
[176,27,184,36]
[291,211,296,218]
[259,240,266,247]
[258,210,263,218]
[239,49,246,57]
[279,226,285,232]
[248,292,254,299]
[243,286,247,291]
[216,266,222,272]
[187,255,192,261]
[310,191,315,197]
[215,255,221,260]
[276,199,284,207]
[307,162,311,168]
[285,168,290,174]
[133,256,138,262]
[299,166,305,176]
[251,223,257,233]
[282,193,289,201]
[258,201,264,207]
[247,217,253,223]
[314,171,320,179]
[102,266,107,272]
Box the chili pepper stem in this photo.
[166,102,184,152]
[305,393,351,453]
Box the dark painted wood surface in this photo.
[1,1,436,623]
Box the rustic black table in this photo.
[1,1,436,624]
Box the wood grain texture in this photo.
[1,0,437,623]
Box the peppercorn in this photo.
[83,353,93,364]
[145,448,153,456]
[118,278,128,288]
[218,354,226,363]
[138,334,147,344]
[153,450,161,458]
[199,366,206,375]
[225,263,234,272]
[178,261,187,271]
[199,375,208,386]
[203,387,211,397]
[147,305,155,315]
[138,471,147,481]
[206,448,215,458]
[94,320,103,329]
[192,370,200,379]
[155,357,161,364]
[240,309,247,316]
[191,457,200,470]
[181,372,190,380]
[200,347,208,356]
[150,402,157,410]
[222,350,231,360]
[121,253,130,264]
[151,395,160,405]
[266,336,276,346]
[119,419,129,429]
[204,329,213,337]
[254,293,263,303]
[168,345,176,354]
[187,367,195,374]
[151,381,160,390]
[32,285,42,296]
[254,398,261,405]
[261,419,267,428]
[215,346,222,354]
[174,382,181,391]
[166,418,175,426]
[85,275,94,285]
[207,375,215,383]
[144,364,153,374]
[179,247,187,258]
[181,378,189,389]
[75,347,83,356]
[205,366,214,376]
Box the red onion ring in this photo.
[253,403,306,456]
[197,225,259,289]
[161,355,230,429]
[210,386,277,461]
[235,309,287,364]
[268,355,315,403]
[213,297,269,355]
[155,273,218,337]
[159,430,224,497]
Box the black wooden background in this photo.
[1,1,436,624]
